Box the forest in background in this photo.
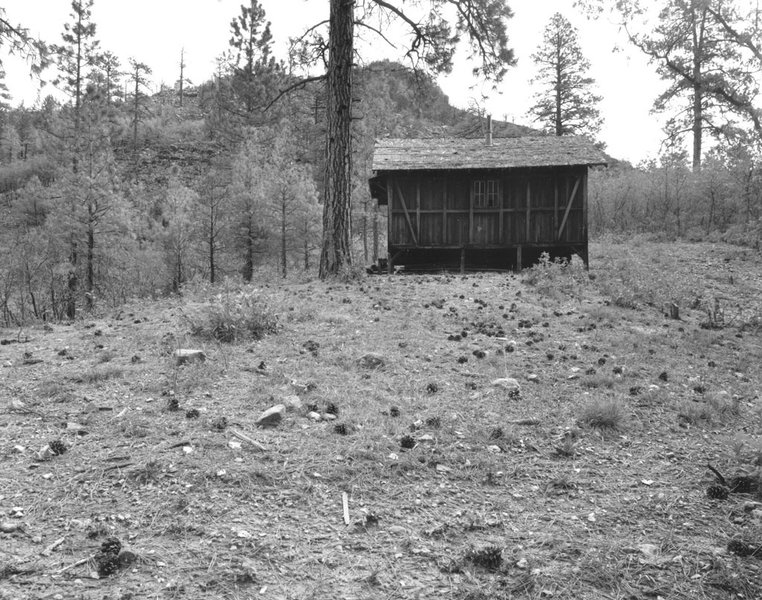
[0,0,760,326]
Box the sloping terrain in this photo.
[1,240,761,600]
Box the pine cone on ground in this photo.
[727,539,757,557]
[100,537,122,556]
[97,554,119,577]
[706,485,729,500]
[49,440,67,456]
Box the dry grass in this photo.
[0,240,761,599]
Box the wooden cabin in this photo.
[368,135,607,271]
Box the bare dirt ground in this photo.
[1,240,761,600]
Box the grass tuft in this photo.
[578,398,628,432]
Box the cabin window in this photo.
[472,179,499,209]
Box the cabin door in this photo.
[471,179,501,245]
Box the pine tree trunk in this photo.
[691,8,705,172]
[555,44,562,136]
[209,210,216,284]
[281,192,287,278]
[86,205,94,310]
[319,0,354,279]
[244,217,254,282]
[67,241,77,319]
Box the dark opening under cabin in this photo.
[368,135,607,271]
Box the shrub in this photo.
[522,252,586,298]
[183,290,278,343]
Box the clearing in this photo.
[1,240,761,600]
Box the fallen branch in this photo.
[103,463,133,472]
[54,554,95,574]
[230,429,266,452]
[507,419,541,426]
[41,537,65,557]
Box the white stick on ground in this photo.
[342,492,350,525]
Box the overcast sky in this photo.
[3,0,666,164]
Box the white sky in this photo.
[2,0,666,163]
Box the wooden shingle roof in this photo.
[372,136,608,171]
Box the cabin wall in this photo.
[386,167,588,253]
[384,167,587,267]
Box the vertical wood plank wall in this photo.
[387,167,587,248]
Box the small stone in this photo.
[491,378,521,392]
[487,445,502,453]
[526,374,539,383]
[322,413,337,421]
[0,521,19,533]
[173,349,206,366]
[282,395,303,411]
[358,353,385,369]
[12,445,25,453]
[307,411,322,421]
[227,440,242,450]
[255,404,285,428]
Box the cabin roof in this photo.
[371,136,608,172]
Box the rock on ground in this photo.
[358,353,385,369]
[173,349,206,366]
[256,404,286,428]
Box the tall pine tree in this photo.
[529,13,602,138]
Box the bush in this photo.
[183,290,278,343]
[522,252,585,297]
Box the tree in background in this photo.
[574,0,762,171]
[207,0,286,140]
[50,0,101,318]
[294,0,516,278]
[230,132,271,282]
[198,167,229,284]
[265,124,319,278]
[228,1,279,114]
[529,13,602,138]
[162,177,201,292]
[97,51,123,105]
[0,68,12,161]
[127,58,152,152]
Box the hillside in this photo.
[1,240,760,599]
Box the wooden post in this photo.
[498,179,504,243]
[469,181,474,245]
[582,171,589,268]
[460,247,466,273]
[553,176,559,240]
[516,245,523,271]
[442,177,447,245]
[416,179,421,244]
[525,180,531,243]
